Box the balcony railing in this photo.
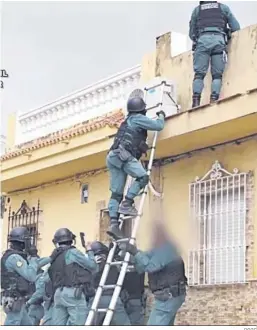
[16,65,141,145]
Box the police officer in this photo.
[118,222,187,326]
[26,265,54,326]
[1,226,38,325]
[26,252,51,325]
[190,1,240,107]
[107,97,166,239]
[90,241,131,325]
[122,259,146,325]
[48,228,98,326]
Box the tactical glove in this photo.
[117,242,138,256]
[27,245,38,257]
[156,110,166,118]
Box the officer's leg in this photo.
[106,153,127,239]
[147,295,185,326]
[42,304,54,326]
[51,289,69,325]
[125,298,145,326]
[118,158,148,216]
[106,154,127,239]
[192,42,210,108]
[66,292,88,325]
[21,304,34,326]
[210,40,226,102]
[112,297,131,325]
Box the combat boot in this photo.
[118,198,138,217]
[107,219,124,240]
[210,92,219,104]
[192,93,201,108]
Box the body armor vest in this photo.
[123,271,145,299]
[1,249,36,298]
[48,246,94,296]
[110,117,148,160]
[148,257,187,293]
[197,2,227,34]
[94,260,119,295]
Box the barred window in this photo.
[188,161,248,286]
[8,200,42,247]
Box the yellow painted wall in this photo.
[3,140,257,278]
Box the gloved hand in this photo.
[156,110,166,118]
[117,242,138,256]
[25,301,31,310]
[27,245,38,257]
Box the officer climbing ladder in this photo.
[86,80,179,326]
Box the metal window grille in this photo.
[7,200,42,247]
[188,161,247,286]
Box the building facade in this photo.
[1,24,257,325]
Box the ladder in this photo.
[85,81,172,326]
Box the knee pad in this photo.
[212,73,223,80]
[194,73,205,81]
[136,175,149,189]
[111,192,123,203]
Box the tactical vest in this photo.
[148,257,187,293]
[94,260,119,295]
[197,2,227,34]
[1,249,36,298]
[123,271,145,300]
[110,117,148,160]
[48,246,94,297]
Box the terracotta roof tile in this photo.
[1,109,124,161]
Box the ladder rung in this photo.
[115,238,131,243]
[110,261,123,266]
[119,215,134,220]
[97,308,108,313]
[103,285,116,290]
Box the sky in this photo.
[1,1,257,135]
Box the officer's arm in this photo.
[132,114,165,132]
[134,243,179,273]
[6,254,38,282]
[222,4,240,32]
[27,274,45,305]
[37,257,51,268]
[69,249,99,274]
[189,7,198,41]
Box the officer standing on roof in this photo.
[118,221,187,326]
[190,1,240,108]
[1,227,38,325]
[48,228,98,326]
[26,250,51,325]
[90,241,131,325]
[106,96,166,240]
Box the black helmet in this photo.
[127,97,146,113]
[8,227,30,243]
[52,228,75,244]
[91,241,109,255]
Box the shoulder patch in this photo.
[16,261,23,268]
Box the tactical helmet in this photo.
[52,228,75,244]
[127,97,146,113]
[199,1,217,4]
[8,226,30,243]
[91,241,109,255]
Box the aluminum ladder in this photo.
[85,81,171,326]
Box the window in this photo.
[7,200,41,247]
[188,161,247,286]
[81,184,89,204]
